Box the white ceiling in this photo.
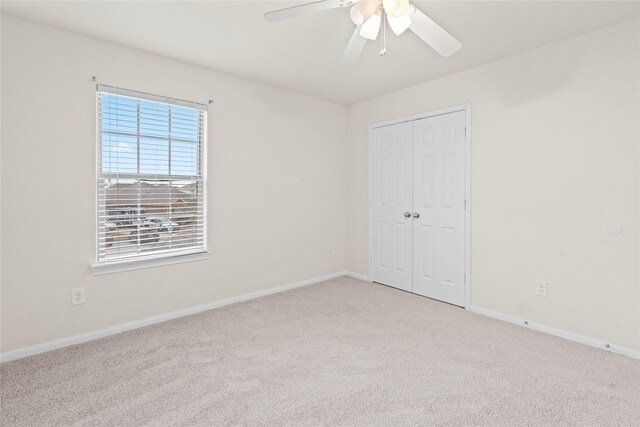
[2,1,638,105]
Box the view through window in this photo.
[96,87,207,263]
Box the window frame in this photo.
[91,85,209,275]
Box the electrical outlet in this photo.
[328,247,334,257]
[71,287,86,305]
[535,280,548,297]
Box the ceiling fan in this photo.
[264,0,462,65]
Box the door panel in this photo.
[419,225,433,279]
[412,111,466,306]
[371,122,413,292]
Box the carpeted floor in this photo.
[1,277,639,426]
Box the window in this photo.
[93,86,207,273]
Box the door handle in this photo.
[412,212,420,219]
[403,212,411,218]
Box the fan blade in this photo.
[265,0,348,22]
[408,7,461,57]
[340,25,367,65]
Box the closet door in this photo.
[370,122,413,292]
[412,111,466,306]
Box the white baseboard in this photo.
[344,273,640,360]
[0,271,348,364]
[467,305,640,360]
[8,274,634,363]
[345,271,370,281]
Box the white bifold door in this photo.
[371,110,467,306]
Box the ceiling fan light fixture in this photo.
[387,12,411,35]
[264,0,462,64]
[382,0,409,18]
[360,10,382,40]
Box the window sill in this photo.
[91,251,209,275]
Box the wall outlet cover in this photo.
[535,280,548,297]
[71,287,86,305]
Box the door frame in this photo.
[368,103,472,308]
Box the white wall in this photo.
[347,19,640,351]
[0,15,348,353]
[2,14,639,357]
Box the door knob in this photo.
[403,212,411,218]
[412,212,420,219]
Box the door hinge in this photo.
[464,272,467,283]
[464,126,467,137]
[464,199,467,210]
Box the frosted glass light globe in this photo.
[382,0,409,18]
[350,0,379,25]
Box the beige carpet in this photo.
[1,277,639,426]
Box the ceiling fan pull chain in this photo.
[379,10,387,56]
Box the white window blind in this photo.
[96,86,207,266]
